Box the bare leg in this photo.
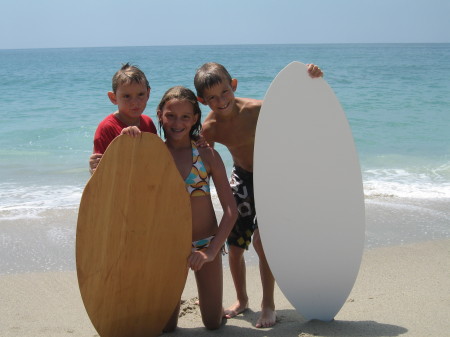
[195,252,224,330]
[252,229,276,328]
[224,245,249,318]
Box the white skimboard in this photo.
[254,62,365,321]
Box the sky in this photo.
[0,0,449,49]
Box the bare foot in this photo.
[224,300,249,318]
[255,307,276,328]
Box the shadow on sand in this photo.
[168,308,408,337]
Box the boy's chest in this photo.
[213,117,256,148]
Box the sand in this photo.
[1,238,449,337]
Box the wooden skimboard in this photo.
[76,133,191,336]
[254,62,365,321]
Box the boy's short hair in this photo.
[112,63,150,93]
[194,62,232,99]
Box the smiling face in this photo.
[156,86,202,140]
[201,78,237,116]
[108,82,150,125]
[158,99,199,142]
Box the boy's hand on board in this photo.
[89,153,102,174]
[121,126,141,137]
[306,64,324,78]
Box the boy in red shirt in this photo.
[89,63,157,173]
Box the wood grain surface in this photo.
[76,133,191,337]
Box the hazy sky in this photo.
[1,0,449,49]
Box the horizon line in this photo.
[1,41,449,52]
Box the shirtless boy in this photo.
[194,62,323,328]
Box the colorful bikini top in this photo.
[185,141,211,197]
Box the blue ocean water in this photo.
[0,43,449,222]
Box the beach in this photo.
[1,200,449,337]
[1,44,449,336]
[1,238,449,337]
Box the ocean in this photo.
[0,44,449,273]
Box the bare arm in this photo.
[200,116,216,149]
[206,149,237,256]
[187,149,237,271]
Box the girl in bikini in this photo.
[121,86,237,331]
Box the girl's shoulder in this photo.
[197,145,221,170]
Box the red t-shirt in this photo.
[93,114,157,154]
